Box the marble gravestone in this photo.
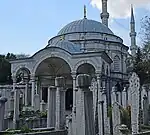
[129,72,140,134]
[76,74,95,135]
[0,96,7,131]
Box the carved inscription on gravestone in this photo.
[129,72,140,134]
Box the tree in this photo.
[140,16,150,58]
[133,48,150,85]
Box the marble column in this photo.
[0,97,7,131]
[97,74,103,135]
[122,87,127,108]
[31,75,35,107]
[47,86,56,128]
[76,74,95,135]
[25,83,28,106]
[102,87,110,135]
[13,77,20,129]
[117,91,122,105]
[55,77,66,130]
[71,73,77,135]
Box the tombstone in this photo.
[119,124,129,135]
[141,86,147,110]
[143,95,149,125]
[0,97,7,131]
[55,77,66,130]
[111,87,121,135]
[13,87,20,129]
[129,72,140,134]
[66,115,72,135]
[76,74,95,135]
[90,78,98,120]
[34,94,40,111]
[40,100,46,112]
[47,86,56,128]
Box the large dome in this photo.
[57,18,114,35]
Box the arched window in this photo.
[114,55,120,72]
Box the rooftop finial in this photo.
[84,5,87,19]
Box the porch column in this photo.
[25,83,28,106]
[71,72,77,135]
[97,73,103,135]
[31,74,35,107]
[55,77,66,130]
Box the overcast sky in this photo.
[0,0,149,55]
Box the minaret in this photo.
[101,0,109,27]
[130,5,137,56]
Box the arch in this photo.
[114,55,120,72]
[15,67,31,83]
[73,59,98,73]
[14,66,31,77]
[32,49,73,75]
[76,63,96,77]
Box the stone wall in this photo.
[135,131,150,135]
[0,130,67,135]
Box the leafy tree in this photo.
[140,16,150,58]
[133,48,150,85]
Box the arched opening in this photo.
[35,57,73,111]
[76,63,95,77]
[16,68,30,83]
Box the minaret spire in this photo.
[84,5,87,19]
[130,5,137,56]
[101,0,109,27]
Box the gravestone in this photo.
[34,94,40,111]
[111,87,121,135]
[76,74,95,135]
[129,72,140,134]
[55,77,66,130]
[90,78,98,120]
[47,86,56,128]
[143,95,149,125]
[0,96,7,131]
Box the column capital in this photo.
[55,76,65,87]
[71,73,76,80]
[77,74,91,89]
[48,86,56,91]
[30,74,35,80]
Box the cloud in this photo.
[91,0,150,18]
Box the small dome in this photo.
[49,40,82,53]
[57,19,114,35]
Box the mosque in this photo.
[10,0,137,111]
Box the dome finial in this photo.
[84,5,87,19]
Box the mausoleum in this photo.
[0,0,139,134]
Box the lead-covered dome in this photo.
[57,18,114,35]
[49,40,82,53]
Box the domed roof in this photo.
[57,19,114,35]
[49,40,82,53]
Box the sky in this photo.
[0,0,150,55]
